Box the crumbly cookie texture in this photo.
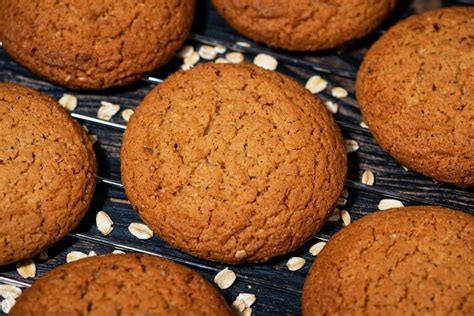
[10,254,232,316]
[0,0,195,89]
[0,83,97,266]
[356,7,474,186]
[212,0,396,51]
[303,206,474,316]
[121,63,347,263]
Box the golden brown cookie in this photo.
[303,206,474,316]
[10,254,232,316]
[356,7,474,186]
[212,0,396,51]
[121,63,347,263]
[0,0,195,89]
[0,83,97,266]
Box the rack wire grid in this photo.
[0,1,473,315]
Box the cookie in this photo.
[121,63,347,263]
[0,83,97,266]
[303,206,474,316]
[0,0,195,89]
[10,253,232,315]
[356,7,474,186]
[212,0,396,51]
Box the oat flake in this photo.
[378,199,404,210]
[309,242,326,256]
[58,94,77,111]
[225,52,244,64]
[305,76,328,94]
[287,257,305,271]
[341,209,351,226]
[96,210,114,236]
[16,259,36,278]
[253,53,278,70]
[128,222,153,240]
[214,268,236,289]
[0,285,21,299]
[66,251,88,263]
[331,87,348,98]
[361,170,375,186]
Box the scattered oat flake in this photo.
[341,210,351,226]
[402,165,409,171]
[361,170,375,186]
[198,45,217,60]
[128,222,153,240]
[324,101,339,114]
[88,251,97,257]
[215,57,229,64]
[236,293,256,308]
[225,52,244,64]
[337,197,347,206]
[331,87,348,98]
[121,109,134,122]
[214,268,236,289]
[98,101,120,121]
[0,285,21,299]
[184,51,200,66]
[309,242,326,256]
[38,251,48,261]
[305,76,328,94]
[58,94,77,111]
[96,211,114,236]
[1,297,16,314]
[378,199,404,210]
[82,125,89,133]
[232,299,247,313]
[66,251,88,263]
[214,44,227,54]
[345,139,359,153]
[181,63,194,71]
[16,259,36,278]
[236,41,251,47]
[241,307,253,316]
[360,121,369,129]
[112,250,125,254]
[88,134,98,144]
[253,53,278,70]
[235,250,247,259]
[328,208,341,222]
[287,257,305,271]
[341,189,349,198]
[178,45,194,58]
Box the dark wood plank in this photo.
[0,1,472,315]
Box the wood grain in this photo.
[0,1,472,315]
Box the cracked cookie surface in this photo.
[0,0,195,89]
[121,63,347,263]
[303,206,474,316]
[212,0,396,51]
[0,83,97,266]
[10,254,232,316]
[356,7,474,186]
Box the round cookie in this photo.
[303,206,474,316]
[0,83,97,266]
[10,254,232,316]
[121,63,347,263]
[0,0,195,89]
[212,0,396,51]
[356,7,474,186]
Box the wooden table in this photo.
[1,1,472,315]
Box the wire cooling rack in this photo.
[0,1,472,315]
